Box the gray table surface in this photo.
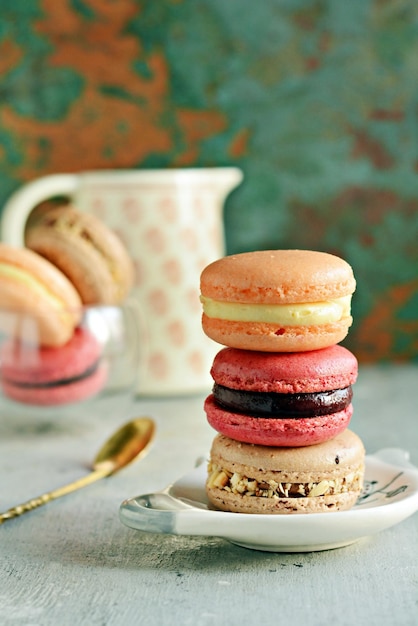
[1,364,417,626]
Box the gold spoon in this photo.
[0,417,155,524]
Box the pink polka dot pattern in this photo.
[180,227,199,251]
[146,227,166,253]
[162,258,182,284]
[148,289,169,315]
[79,168,242,394]
[133,258,146,288]
[159,197,177,223]
[149,352,169,380]
[188,349,205,374]
[167,320,186,347]
[124,201,143,223]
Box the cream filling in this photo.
[0,263,66,310]
[201,295,351,326]
[207,463,364,498]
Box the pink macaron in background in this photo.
[0,327,107,406]
[204,345,358,447]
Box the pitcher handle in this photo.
[1,173,79,247]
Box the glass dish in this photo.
[0,303,141,421]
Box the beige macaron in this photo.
[206,430,365,514]
[0,243,82,347]
[25,206,134,305]
[200,249,356,351]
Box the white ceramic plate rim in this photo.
[119,448,418,552]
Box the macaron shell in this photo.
[211,346,358,393]
[0,243,82,310]
[209,430,364,477]
[0,285,78,348]
[1,364,107,406]
[204,394,353,446]
[0,327,102,383]
[202,315,352,352]
[26,206,134,305]
[200,250,356,305]
[0,327,107,406]
[0,244,82,347]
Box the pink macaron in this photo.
[0,327,107,406]
[204,345,358,446]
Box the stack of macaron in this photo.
[0,206,134,406]
[200,249,365,514]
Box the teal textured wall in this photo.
[0,0,417,361]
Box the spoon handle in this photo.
[0,466,111,524]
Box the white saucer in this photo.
[119,448,418,552]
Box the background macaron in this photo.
[0,243,82,347]
[25,205,134,305]
[0,327,107,405]
[206,430,365,514]
[204,345,358,447]
[200,249,356,352]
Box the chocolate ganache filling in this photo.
[212,383,352,418]
[4,361,100,389]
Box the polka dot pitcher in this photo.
[0,168,243,395]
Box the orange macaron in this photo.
[0,243,82,347]
[200,249,356,352]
